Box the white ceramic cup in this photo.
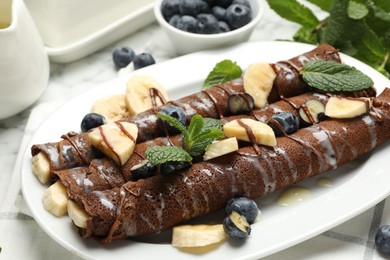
[0,0,49,119]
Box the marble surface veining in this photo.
[0,3,303,205]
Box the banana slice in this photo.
[42,181,69,217]
[31,152,51,184]
[68,200,90,228]
[243,62,277,109]
[125,75,169,115]
[172,224,226,248]
[325,97,372,119]
[223,118,277,147]
[203,137,239,161]
[91,94,130,122]
[88,122,138,165]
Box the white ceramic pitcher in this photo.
[0,0,49,119]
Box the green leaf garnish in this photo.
[157,113,186,133]
[266,0,390,77]
[347,1,369,20]
[301,60,374,92]
[202,118,222,132]
[267,0,319,28]
[182,115,224,155]
[146,146,192,166]
[203,60,242,89]
[146,114,224,165]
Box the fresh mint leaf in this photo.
[186,129,224,156]
[267,0,319,28]
[373,0,390,11]
[187,138,215,157]
[202,118,222,132]
[305,0,334,12]
[321,0,360,44]
[348,1,369,19]
[267,0,390,77]
[193,128,224,144]
[365,0,390,37]
[157,113,224,158]
[183,115,224,156]
[203,60,242,89]
[350,20,387,74]
[157,113,186,133]
[146,146,192,166]
[301,60,374,92]
[293,26,318,44]
[186,114,204,143]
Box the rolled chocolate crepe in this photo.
[74,88,390,243]
[31,43,342,175]
[56,91,330,196]
[56,89,377,197]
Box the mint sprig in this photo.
[145,146,192,166]
[146,114,224,165]
[301,60,374,92]
[267,0,390,77]
[203,60,242,89]
[184,116,224,156]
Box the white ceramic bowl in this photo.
[154,0,264,55]
[24,0,156,63]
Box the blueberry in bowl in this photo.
[154,0,264,55]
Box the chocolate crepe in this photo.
[74,88,390,243]
[31,43,342,176]
[56,91,330,196]
[56,89,377,198]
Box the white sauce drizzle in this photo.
[94,191,115,210]
[307,127,337,169]
[275,147,298,182]
[362,115,377,150]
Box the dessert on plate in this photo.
[28,43,390,247]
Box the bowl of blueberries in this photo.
[154,0,264,55]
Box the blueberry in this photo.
[133,53,155,70]
[225,197,259,224]
[223,211,251,239]
[215,0,233,8]
[158,106,187,135]
[160,161,191,175]
[376,225,390,255]
[224,4,252,30]
[130,159,156,181]
[268,112,299,137]
[176,15,198,33]
[232,0,250,8]
[211,6,226,20]
[169,14,181,27]
[80,113,107,132]
[161,0,180,21]
[218,21,231,33]
[196,14,219,34]
[179,0,209,16]
[227,93,254,115]
[112,46,135,69]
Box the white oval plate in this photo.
[21,41,390,259]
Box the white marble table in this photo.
[1,3,388,259]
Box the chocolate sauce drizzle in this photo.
[98,122,136,165]
[237,94,340,168]
[149,88,167,107]
[202,84,235,119]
